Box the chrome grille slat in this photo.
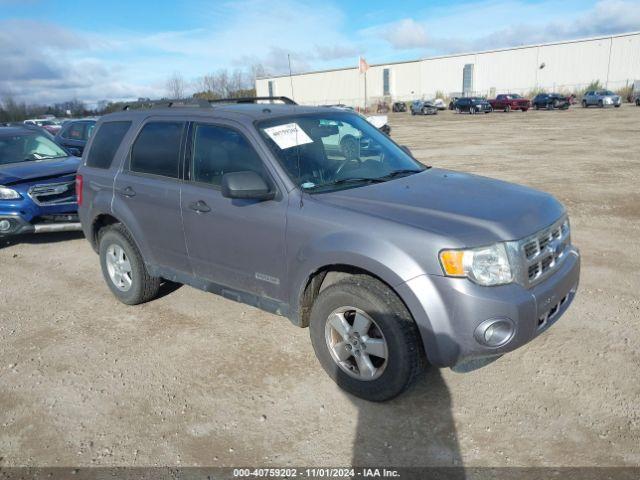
[28,181,76,206]
[515,216,571,288]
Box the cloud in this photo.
[1,0,639,105]
[381,19,430,50]
[372,0,640,55]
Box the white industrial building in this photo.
[256,31,640,108]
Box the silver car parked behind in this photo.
[582,90,622,108]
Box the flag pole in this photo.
[364,70,367,113]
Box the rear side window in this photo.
[64,122,85,140]
[86,121,131,169]
[130,122,184,178]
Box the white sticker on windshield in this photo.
[264,123,313,149]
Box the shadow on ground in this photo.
[349,368,463,475]
[0,231,85,249]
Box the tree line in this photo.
[0,64,266,122]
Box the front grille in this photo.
[28,180,76,206]
[516,217,571,287]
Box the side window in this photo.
[86,121,131,169]
[64,122,85,140]
[191,124,266,187]
[130,122,184,178]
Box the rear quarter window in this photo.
[86,121,131,169]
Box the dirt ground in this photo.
[1,104,639,469]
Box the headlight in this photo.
[440,243,513,286]
[0,186,21,200]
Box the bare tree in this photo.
[166,72,186,99]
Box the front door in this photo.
[181,121,287,302]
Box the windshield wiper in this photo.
[378,169,424,179]
[304,177,386,190]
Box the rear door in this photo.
[113,119,190,273]
[181,120,287,301]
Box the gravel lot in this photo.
[1,105,639,469]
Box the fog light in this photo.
[0,219,11,232]
[474,318,515,347]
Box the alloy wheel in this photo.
[324,306,388,381]
[106,244,133,292]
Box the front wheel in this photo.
[598,100,604,108]
[99,224,161,305]
[504,105,511,113]
[469,107,476,114]
[309,275,425,402]
[534,104,540,110]
[582,100,588,108]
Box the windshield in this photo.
[257,112,426,193]
[0,133,68,165]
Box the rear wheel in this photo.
[582,100,588,108]
[99,224,161,305]
[504,105,511,113]
[309,275,425,402]
[469,106,476,114]
[598,100,604,108]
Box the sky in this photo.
[1,0,639,106]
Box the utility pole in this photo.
[288,54,295,101]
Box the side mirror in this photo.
[221,171,275,201]
[400,145,414,158]
[68,147,81,157]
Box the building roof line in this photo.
[257,30,640,81]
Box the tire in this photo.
[469,106,476,114]
[98,224,161,305]
[455,107,460,114]
[522,108,528,112]
[421,107,429,115]
[636,99,640,107]
[582,100,588,108]
[309,275,425,402]
[504,105,511,113]
[598,100,604,108]
[534,104,540,110]
[614,104,621,108]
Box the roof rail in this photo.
[208,96,297,105]
[121,99,211,111]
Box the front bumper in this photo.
[0,213,81,236]
[397,246,580,369]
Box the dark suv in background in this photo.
[77,99,580,401]
[453,97,493,114]
[55,119,97,155]
[532,93,570,110]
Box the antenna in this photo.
[288,54,295,102]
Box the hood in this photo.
[0,156,80,185]
[314,168,565,246]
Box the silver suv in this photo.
[582,90,622,108]
[77,98,580,401]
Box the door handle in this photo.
[188,200,211,213]
[119,186,136,197]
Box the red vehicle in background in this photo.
[488,94,531,112]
